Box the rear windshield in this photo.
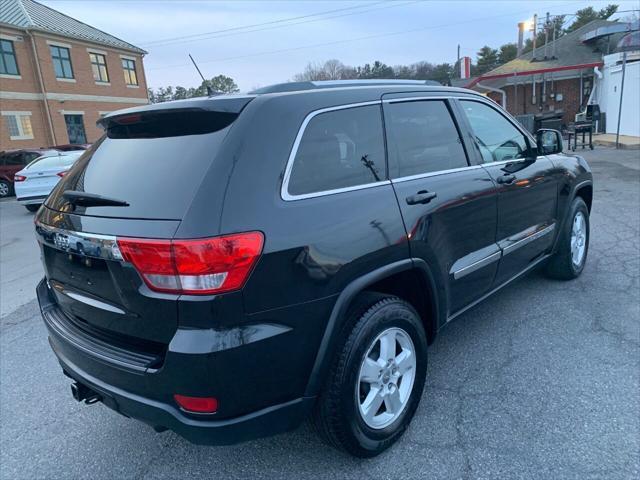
[28,153,81,169]
[45,110,238,220]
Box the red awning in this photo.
[466,62,604,88]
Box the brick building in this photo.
[459,20,630,131]
[0,0,148,149]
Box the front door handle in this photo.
[497,174,516,185]
[406,190,437,205]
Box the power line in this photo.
[140,1,392,47]
[144,1,422,49]
[148,1,584,71]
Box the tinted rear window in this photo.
[385,100,468,178]
[287,105,385,197]
[45,111,237,220]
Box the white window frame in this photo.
[1,111,34,140]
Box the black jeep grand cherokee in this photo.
[35,80,592,457]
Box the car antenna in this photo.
[189,53,215,96]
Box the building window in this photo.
[0,39,19,75]
[2,112,34,140]
[122,58,138,85]
[50,45,74,79]
[89,52,109,82]
[64,114,87,144]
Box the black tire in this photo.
[25,204,40,212]
[0,180,11,198]
[545,196,590,280]
[312,293,428,457]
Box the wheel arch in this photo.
[304,258,443,397]
[574,181,593,212]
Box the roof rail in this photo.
[250,79,441,94]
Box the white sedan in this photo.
[14,151,83,212]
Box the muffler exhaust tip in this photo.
[71,382,101,404]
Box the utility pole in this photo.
[457,44,460,77]
[616,52,627,149]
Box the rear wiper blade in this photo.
[62,190,129,207]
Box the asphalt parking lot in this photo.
[1,147,638,480]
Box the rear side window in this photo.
[385,100,468,178]
[45,110,238,220]
[287,105,385,197]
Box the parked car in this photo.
[0,148,58,197]
[52,143,91,151]
[34,81,593,458]
[14,151,84,212]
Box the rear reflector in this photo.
[14,175,26,182]
[174,394,218,414]
[117,232,264,295]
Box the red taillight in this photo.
[174,394,218,414]
[14,175,26,182]
[117,232,264,295]
[56,171,67,178]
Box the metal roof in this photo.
[0,0,146,54]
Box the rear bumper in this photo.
[17,194,46,205]
[37,278,318,445]
[53,343,313,445]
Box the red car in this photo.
[0,149,58,198]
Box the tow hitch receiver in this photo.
[71,381,101,405]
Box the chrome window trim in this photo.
[391,165,483,184]
[382,95,453,103]
[452,251,501,280]
[502,223,555,256]
[281,100,385,202]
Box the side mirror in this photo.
[536,129,563,155]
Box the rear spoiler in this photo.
[98,95,255,129]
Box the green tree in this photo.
[209,75,240,93]
[476,46,499,75]
[566,4,618,33]
[498,43,518,64]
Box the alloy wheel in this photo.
[571,211,587,267]
[357,327,416,429]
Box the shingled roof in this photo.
[483,19,616,77]
[0,0,146,54]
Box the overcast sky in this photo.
[41,0,638,91]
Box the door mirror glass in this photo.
[537,129,563,155]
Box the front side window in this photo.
[89,53,109,82]
[3,113,33,140]
[287,105,386,197]
[460,100,529,163]
[122,58,138,85]
[50,45,74,79]
[0,39,19,75]
[385,100,468,178]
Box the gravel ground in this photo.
[1,147,638,479]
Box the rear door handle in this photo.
[497,174,516,185]
[405,190,437,205]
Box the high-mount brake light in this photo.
[117,232,264,295]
